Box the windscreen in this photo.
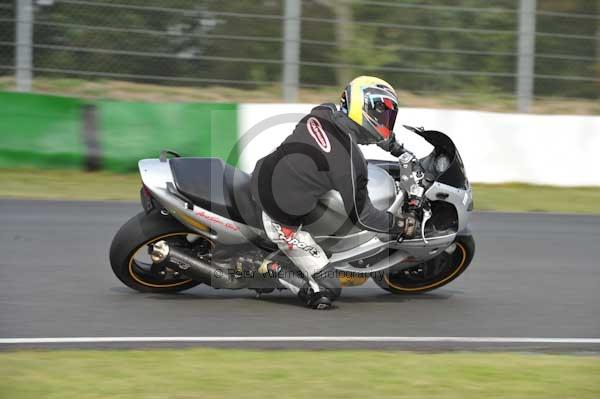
[437,150,468,189]
[414,129,469,190]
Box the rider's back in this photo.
[250,104,365,227]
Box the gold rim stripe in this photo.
[128,232,196,288]
[383,242,468,292]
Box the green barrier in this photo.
[98,100,239,172]
[0,92,85,169]
[0,92,240,172]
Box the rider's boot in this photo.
[262,259,341,309]
[297,265,342,310]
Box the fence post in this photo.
[333,1,353,87]
[15,0,33,92]
[82,104,102,171]
[282,0,301,102]
[516,0,537,113]
[596,2,600,80]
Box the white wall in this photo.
[238,104,600,186]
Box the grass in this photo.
[1,168,599,214]
[0,349,598,399]
[0,168,141,202]
[472,182,600,214]
[1,77,599,114]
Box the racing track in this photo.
[1,199,599,350]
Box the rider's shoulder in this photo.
[309,103,338,117]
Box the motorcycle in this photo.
[109,125,475,299]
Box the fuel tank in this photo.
[303,163,396,239]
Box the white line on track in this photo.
[1,337,599,344]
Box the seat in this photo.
[169,158,261,227]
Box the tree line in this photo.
[1,0,598,99]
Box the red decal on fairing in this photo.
[307,117,331,153]
[195,210,240,232]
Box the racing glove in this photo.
[377,133,405,157]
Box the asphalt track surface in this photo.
[1,199,599,351]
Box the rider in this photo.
[251,76,418,309]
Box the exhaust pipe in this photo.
[150,241,247,289]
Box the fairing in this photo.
[413,128,469,190]
[138,126,472,271]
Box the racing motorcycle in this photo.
[109,125,475,299]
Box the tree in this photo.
[19,0,599,99]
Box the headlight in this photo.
[434,155,450,173]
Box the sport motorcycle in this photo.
[109,125,475,299]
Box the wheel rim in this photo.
[384,242,468,292]
[128,232,212,288]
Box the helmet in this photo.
[340,76,399,144]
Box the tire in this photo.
[373,235,475,294]
[109,210,203,293]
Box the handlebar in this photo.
[387,190,405,217]
[388,149,432,243]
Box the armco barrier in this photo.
[238,104,600,186]
[0,92,85,169]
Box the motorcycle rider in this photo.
[251,76,418,309]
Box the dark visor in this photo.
[369,95,398,136]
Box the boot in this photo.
[298,266,342,310]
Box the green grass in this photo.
[1,169,599,213]
[0,349,598,399]
[0,168,141,202]
[472,182,600,214]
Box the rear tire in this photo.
[373,235,475,294]
[109,210,203,293]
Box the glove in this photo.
[395,212,419,240]
[377,134,405,157]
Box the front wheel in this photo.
[109,210,210,293]
[373,235,475,294]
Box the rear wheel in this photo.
[373,235,475,294]
[109,210,211,293]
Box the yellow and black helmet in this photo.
[340,76,399,144]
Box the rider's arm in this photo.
[329,145,403,234]
[351,181,403,234]
[377,133,405,157]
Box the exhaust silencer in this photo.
[150,240,247,289]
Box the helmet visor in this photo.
[367,94,398,139]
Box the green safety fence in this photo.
[0,92,239,172]
[98,100,238,172]
[0,92,85,169]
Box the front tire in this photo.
[109,210,204,293]
[373,235,475,294]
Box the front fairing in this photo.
[410,129,472,233]
[412,128,469,190]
